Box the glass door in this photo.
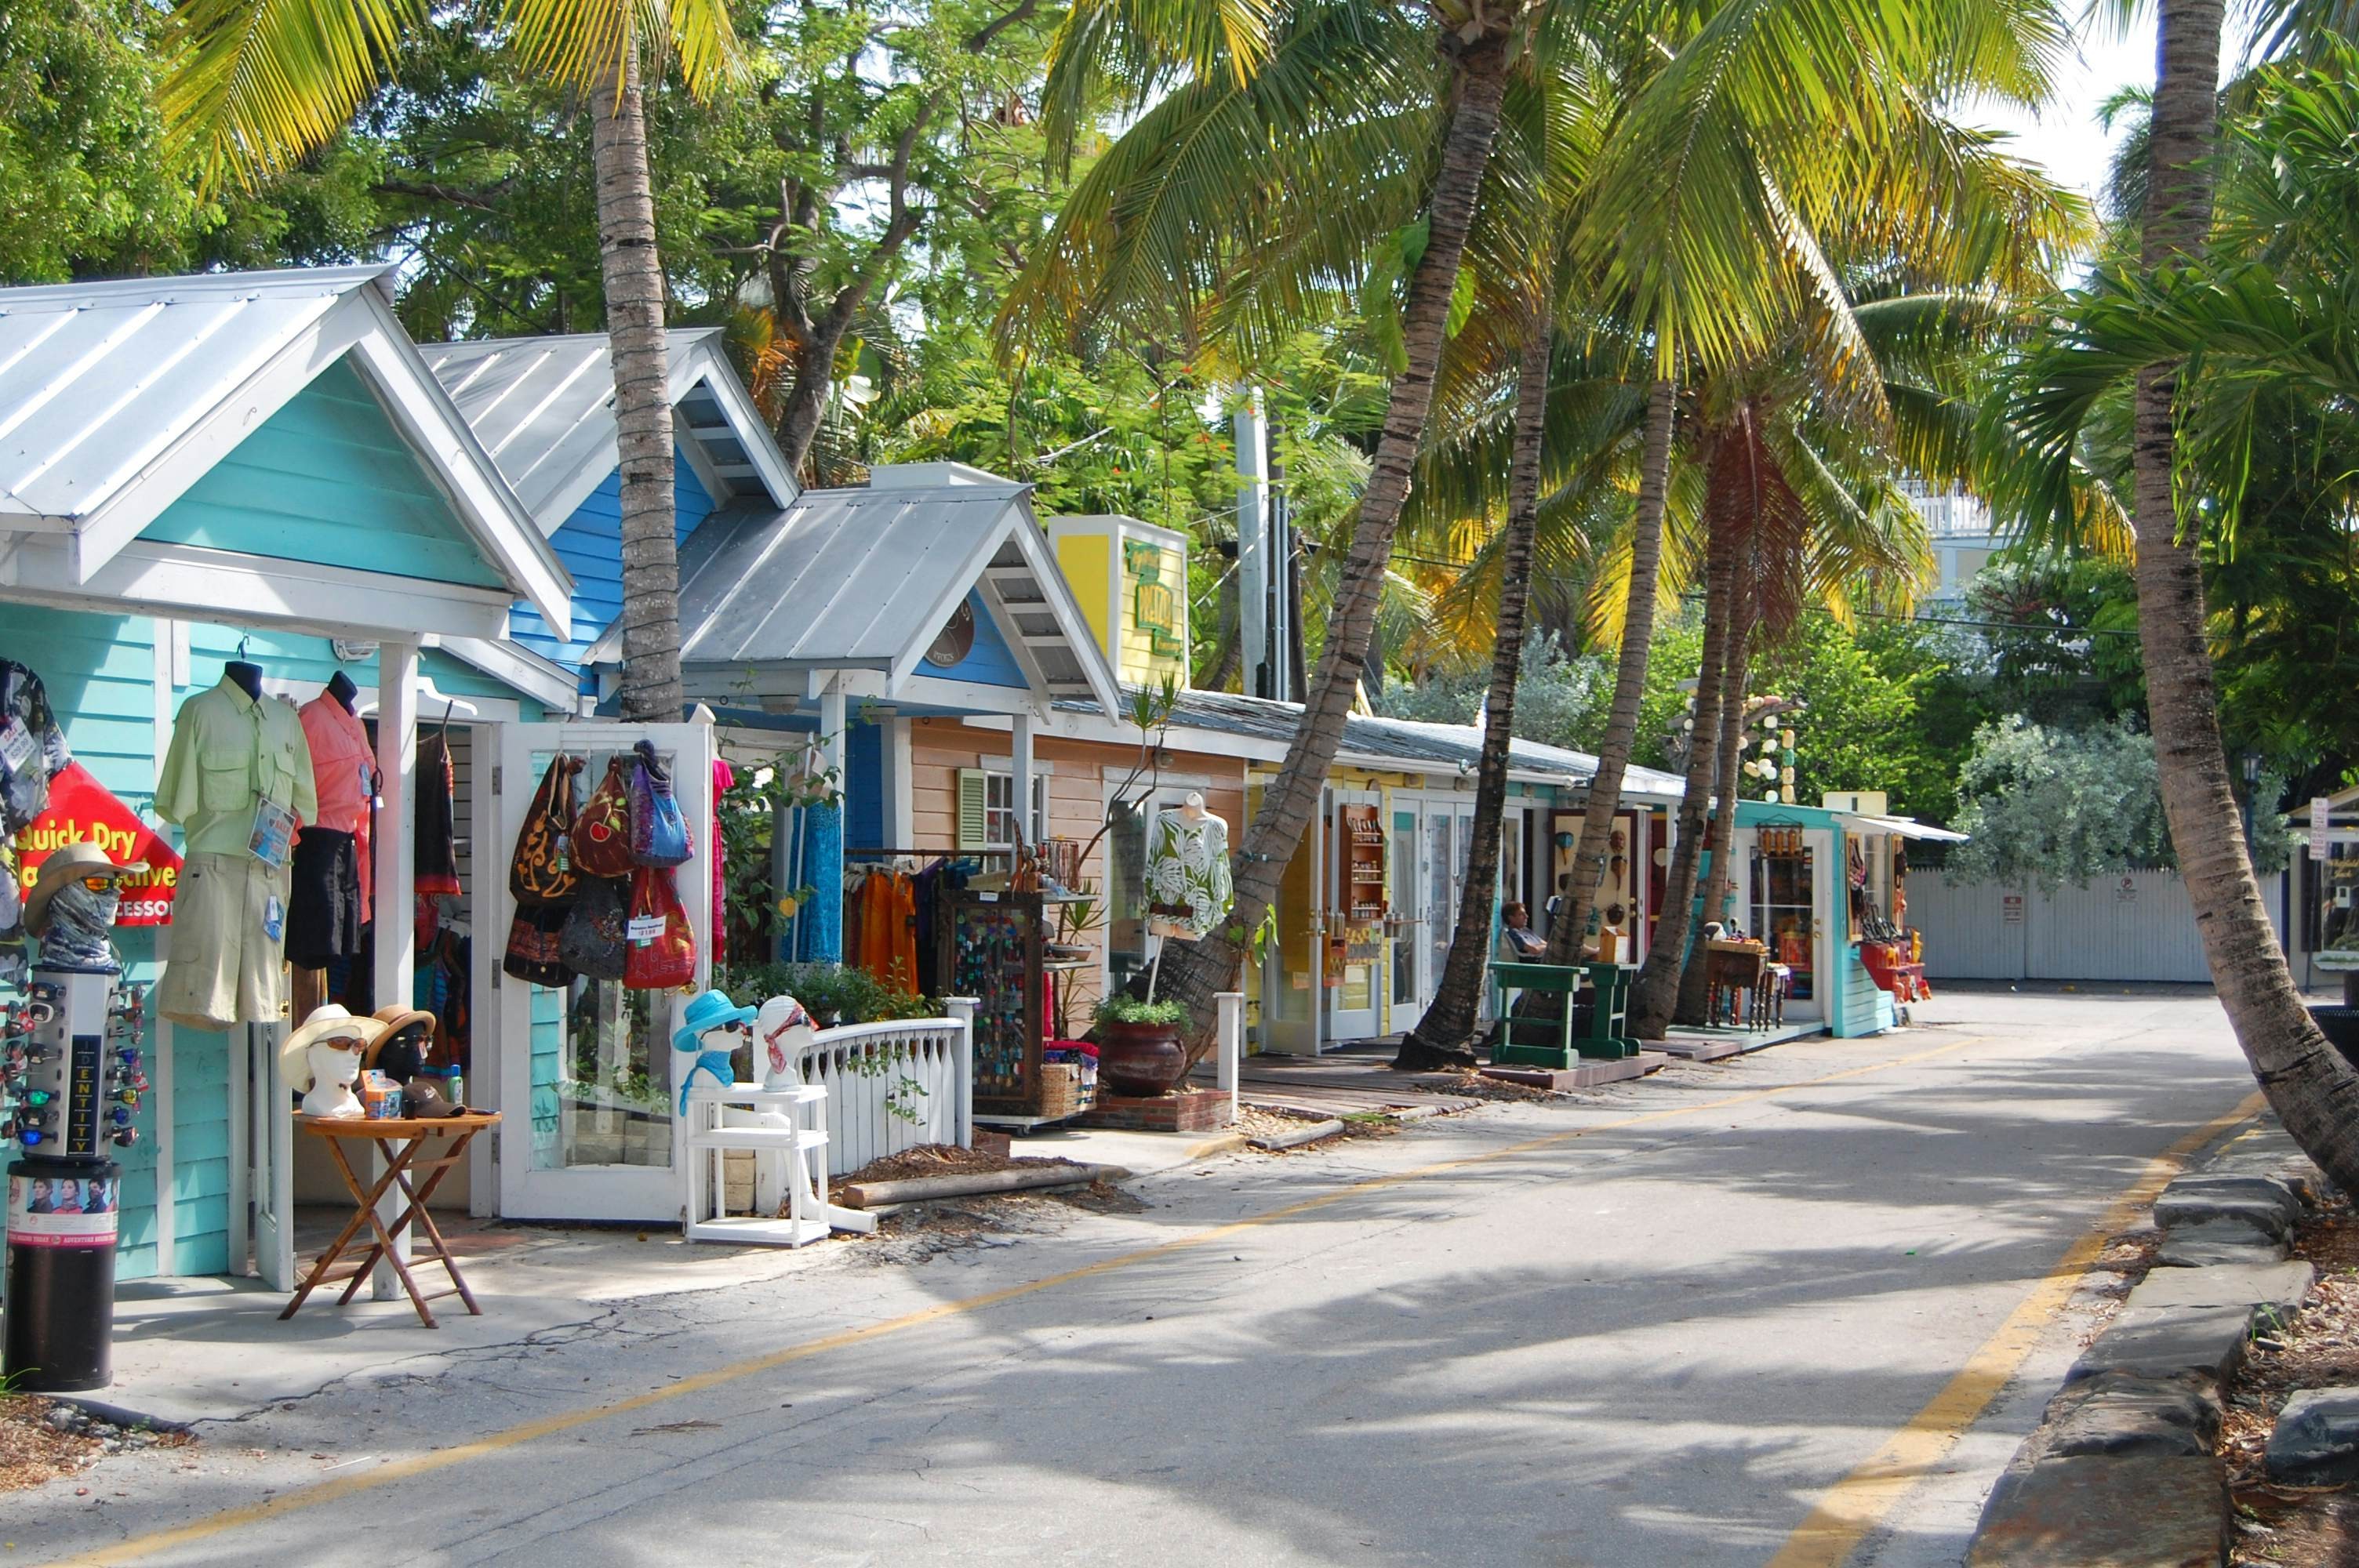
[493,722,714,1221]
[1325,790,1383,1043]
[1751,839,1819,1014]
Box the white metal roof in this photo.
[423,328,798,530]
[583,479,1121,716]
[0,264,572,641]
[1839,811,1969,842]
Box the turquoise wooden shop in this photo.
[0,266,573,1283]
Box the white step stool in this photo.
[683,1083,875,1245]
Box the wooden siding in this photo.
[138,361,503,590]
[908,720,1247,1018]
[509,464,714,675]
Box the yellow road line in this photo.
[42,1033,2058,1567]
[1762,1087,2268,1568]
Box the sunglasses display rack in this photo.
[940,889,1089,1127]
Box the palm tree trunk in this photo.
[1630,491,1733,1038]
[1677,534,1756,1025]
[1550,377,1675,962]
[1154,33,1515,1058]
[1398,298,1553,1070]
[2130,0,2359,1185]
[591,41,684,724]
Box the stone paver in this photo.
[2041,1371,2221,1459]
[2125,1259,2314,1316]
[2155,1217,2289,1268]
[2265,1386,2359,1485]
[1968,1454,2229,1567]
[2066,1305,2253,1388]
[2153,1174,2299,1239]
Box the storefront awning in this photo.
[1840,812,1969,842]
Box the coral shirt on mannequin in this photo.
[300,691,374,905]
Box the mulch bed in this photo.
[836,1142,1085,1189]
[2222,1192,2359,1566]
[0,1395,190,1494]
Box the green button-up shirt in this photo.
[154,677,318,857]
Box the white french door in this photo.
[492,722,714,1222]
[1325,787,1383,1043]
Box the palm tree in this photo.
[160,0,743,722]
[2001,42,2359,1185]
[1012,0,1532,1049]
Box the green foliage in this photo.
[1095,995,1187,1027]
[1946,716,2172,891]
[1963,556,2146,724]
[715,960,934,1027]
[1751,614,1963,822]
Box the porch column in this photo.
[370,638,419,1298]
[1012,712,1035,847]
[811,677,846,963]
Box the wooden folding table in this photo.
[281,1112,500,1328]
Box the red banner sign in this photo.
[15,761,181,925]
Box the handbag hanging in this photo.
[510,752,585,905]
[573,756,637,879]
[627,739,693,868]
[623,864,696,991]
[559,875,630,981]
[501,902,574,987]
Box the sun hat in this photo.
[23,842,121,935]
[672,989,757,1056]
[365,1007,438,1079]
[280,1004,388,1092]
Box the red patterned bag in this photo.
[573,757,637,879]
[623,865,696,991]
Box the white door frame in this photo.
[1325,785,1383,1043]
[492,720,715,1222]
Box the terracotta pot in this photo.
[1096,1022,1187,1097]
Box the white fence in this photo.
[1907,866,2287,983]
[796,1015,972,1177]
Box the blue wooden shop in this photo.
[0,265,576,1283]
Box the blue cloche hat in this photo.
[672,989,757,1055]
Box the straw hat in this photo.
[364,1007,438,1076]
[24,842,116,935]
[280,1005,387,1092]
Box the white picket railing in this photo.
[794,1007,973,1177]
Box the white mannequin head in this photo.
[754,996,818,1091]
[302,1041,365,1119]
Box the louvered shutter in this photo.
[955,768,989,850]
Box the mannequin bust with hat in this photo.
[671,989,756,1113]
[24,840,144,975]
[282,1005,387,1120]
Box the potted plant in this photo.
[1093,995,1189,1097]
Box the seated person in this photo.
[1496,902,1548,961]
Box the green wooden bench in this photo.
[1489,961,1641,1067]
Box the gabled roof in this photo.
[0,264,571,639]
[423,328,797,530]
[582,477,1121,716]
[1093,688,1687,796]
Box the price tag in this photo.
[0,715,35,775]
[627,915,666,944]
[249,798,296,869]
[263,895,285,943]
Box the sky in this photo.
[1972,18,2156,214]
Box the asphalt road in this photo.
[13,988,2263,1567]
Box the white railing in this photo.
[794,1005,974,1176]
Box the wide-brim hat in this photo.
[364,1007,438,1070]
[24,842,117,936]
[671,989,756,1054]
[281,1004,387,1092]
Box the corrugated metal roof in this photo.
[423,328,797,528]
[1088,688,1686,796]
[0,264,383,524]
[671,485,1029,666]
[583,481,1120,712]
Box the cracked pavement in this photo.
[5,987,2263,1566]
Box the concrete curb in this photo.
[1967,1119,2327,1568]
[1245,1118,1346,1151]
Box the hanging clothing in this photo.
[154,676,317,857]
[855,870,920,993]
[1144,811,1234,942]
[791,801,843,963]
[285,827,363,968]
[711,757,733,971]
[416,724,461,898]
[154,677,315,1032]
[0,657,70,836]
[300,692,376,906]
[415,924,472,1071]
